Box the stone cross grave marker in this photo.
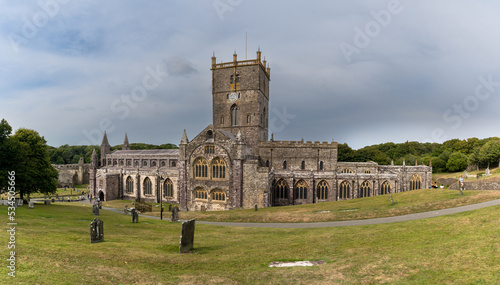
[171,206,179,222]
[93,204,99,216]
[90,218,104,243]
[132,209,139,223]
[179,219,195,253]
[29,201,34,209]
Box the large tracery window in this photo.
[295,180,308,200]
[275,179,288,199]
[359,181,371,198]
[381,181,391,195]
[339,181,350,199]
[317,180,328,200]
[164,178,173,198]
[194,188,208,200]
[126,176,133,194]
[212,157,226,180]
[211,189,226,201]
[193,158,208,179]
[409,174,422,191]
[143,177,152,195]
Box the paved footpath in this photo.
[80,199,500,229]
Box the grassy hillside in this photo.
[2,191,499,284]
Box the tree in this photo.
[11,128,58,199]
[0,119,15,190]
[478,139,500,167]
[446,152,468,172]
[337,143,355,162]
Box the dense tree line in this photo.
[338,138,500,173]
[0,119,58,198]
[47,142,178,164]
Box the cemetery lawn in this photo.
[102,189,500,223]
[1,197,500,284]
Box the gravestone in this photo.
[171,206,179,222]
[132,209,139,223]
[90,218,104,243]
[464,170,468,178]
[168,204,172,212]
[390,195,394,206]
[98,201,102,209]
[44,194,47,199]
[255,205,258,211]
[44,200,51,206]
[200,205,206,212]
[124,205,128,215]
[179,219,195,253]
[93,204,99,216]
[29,201,34,209]
[485,168,491,176]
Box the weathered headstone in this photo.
[171,206,179,222]
[179,219,195,253]
[255,205,258,211]
[29,201,34,209]
[124,205,129,215]
[90,218,104,243]
[168,204,172,212]
[98,201,102,209]
[390,195,394,206]
[93,204,99,216]
[464,170,468,178]
[132,209,139,223]
[44,200,51,206]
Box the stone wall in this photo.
[242,158,269,209]
[453,180,500,190]
[53,163,90,187]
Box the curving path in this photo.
[80,199,500,229]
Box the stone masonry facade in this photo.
[90,50,432,210]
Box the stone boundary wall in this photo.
[462,180,500,190]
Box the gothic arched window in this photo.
[295,180,308,200]
[143,177,152,195]
[275,179,288,199]
[359,181,371,198]
[231,104,239,126]
[409,174,422,191]
[381,181,391,195]
[317,180,328,200]
[193,158,208,179]
[164,178,173,198]
[339,181,350,199]
[126,176,133,194]
[211,157,226,180]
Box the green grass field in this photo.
[1,190,499,284]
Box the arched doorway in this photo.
[98,191,104,201]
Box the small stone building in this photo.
[90,50,432,210]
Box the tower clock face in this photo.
[228,92,238,102]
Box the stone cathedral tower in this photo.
[211,50,271,152]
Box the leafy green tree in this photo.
[478,139,500,167]
[337,143,355,162]
[12,128,58,199]
[431,157,447,173]
[446,152,468,172]
[0,119,16,190]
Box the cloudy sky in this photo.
[2,0,500,150]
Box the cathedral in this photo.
[89,50,432,211]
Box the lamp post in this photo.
[159,176,164,220]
